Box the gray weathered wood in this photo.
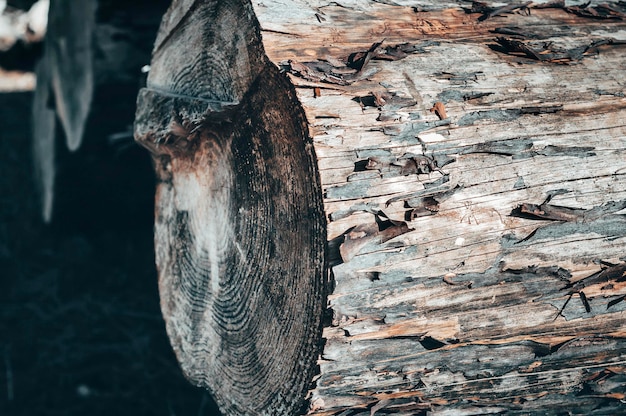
[136,0,626,415]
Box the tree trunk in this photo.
[134,1,626,415]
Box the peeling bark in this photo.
[136,0,626,414]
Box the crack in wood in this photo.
[492,37,626,64]
[282,41,438,86]
[338,212,412,262]
[557,261,626,318]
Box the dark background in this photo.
[0,1,221,414]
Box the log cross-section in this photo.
[136,0,626,415]
[134,1,326,414]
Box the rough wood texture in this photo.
[135,0,626,414]
[246,0,626,414]
[134,1,326,415]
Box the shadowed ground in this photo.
[0,89,221,415]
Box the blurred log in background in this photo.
[0,0,222,414]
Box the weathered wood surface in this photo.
[136,0,626,415]
[251,1,626,414]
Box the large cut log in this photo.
[134,1,326,415]
[134,1,626,415]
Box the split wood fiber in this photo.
[136,0,626,415]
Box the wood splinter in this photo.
[430,101,448,120]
